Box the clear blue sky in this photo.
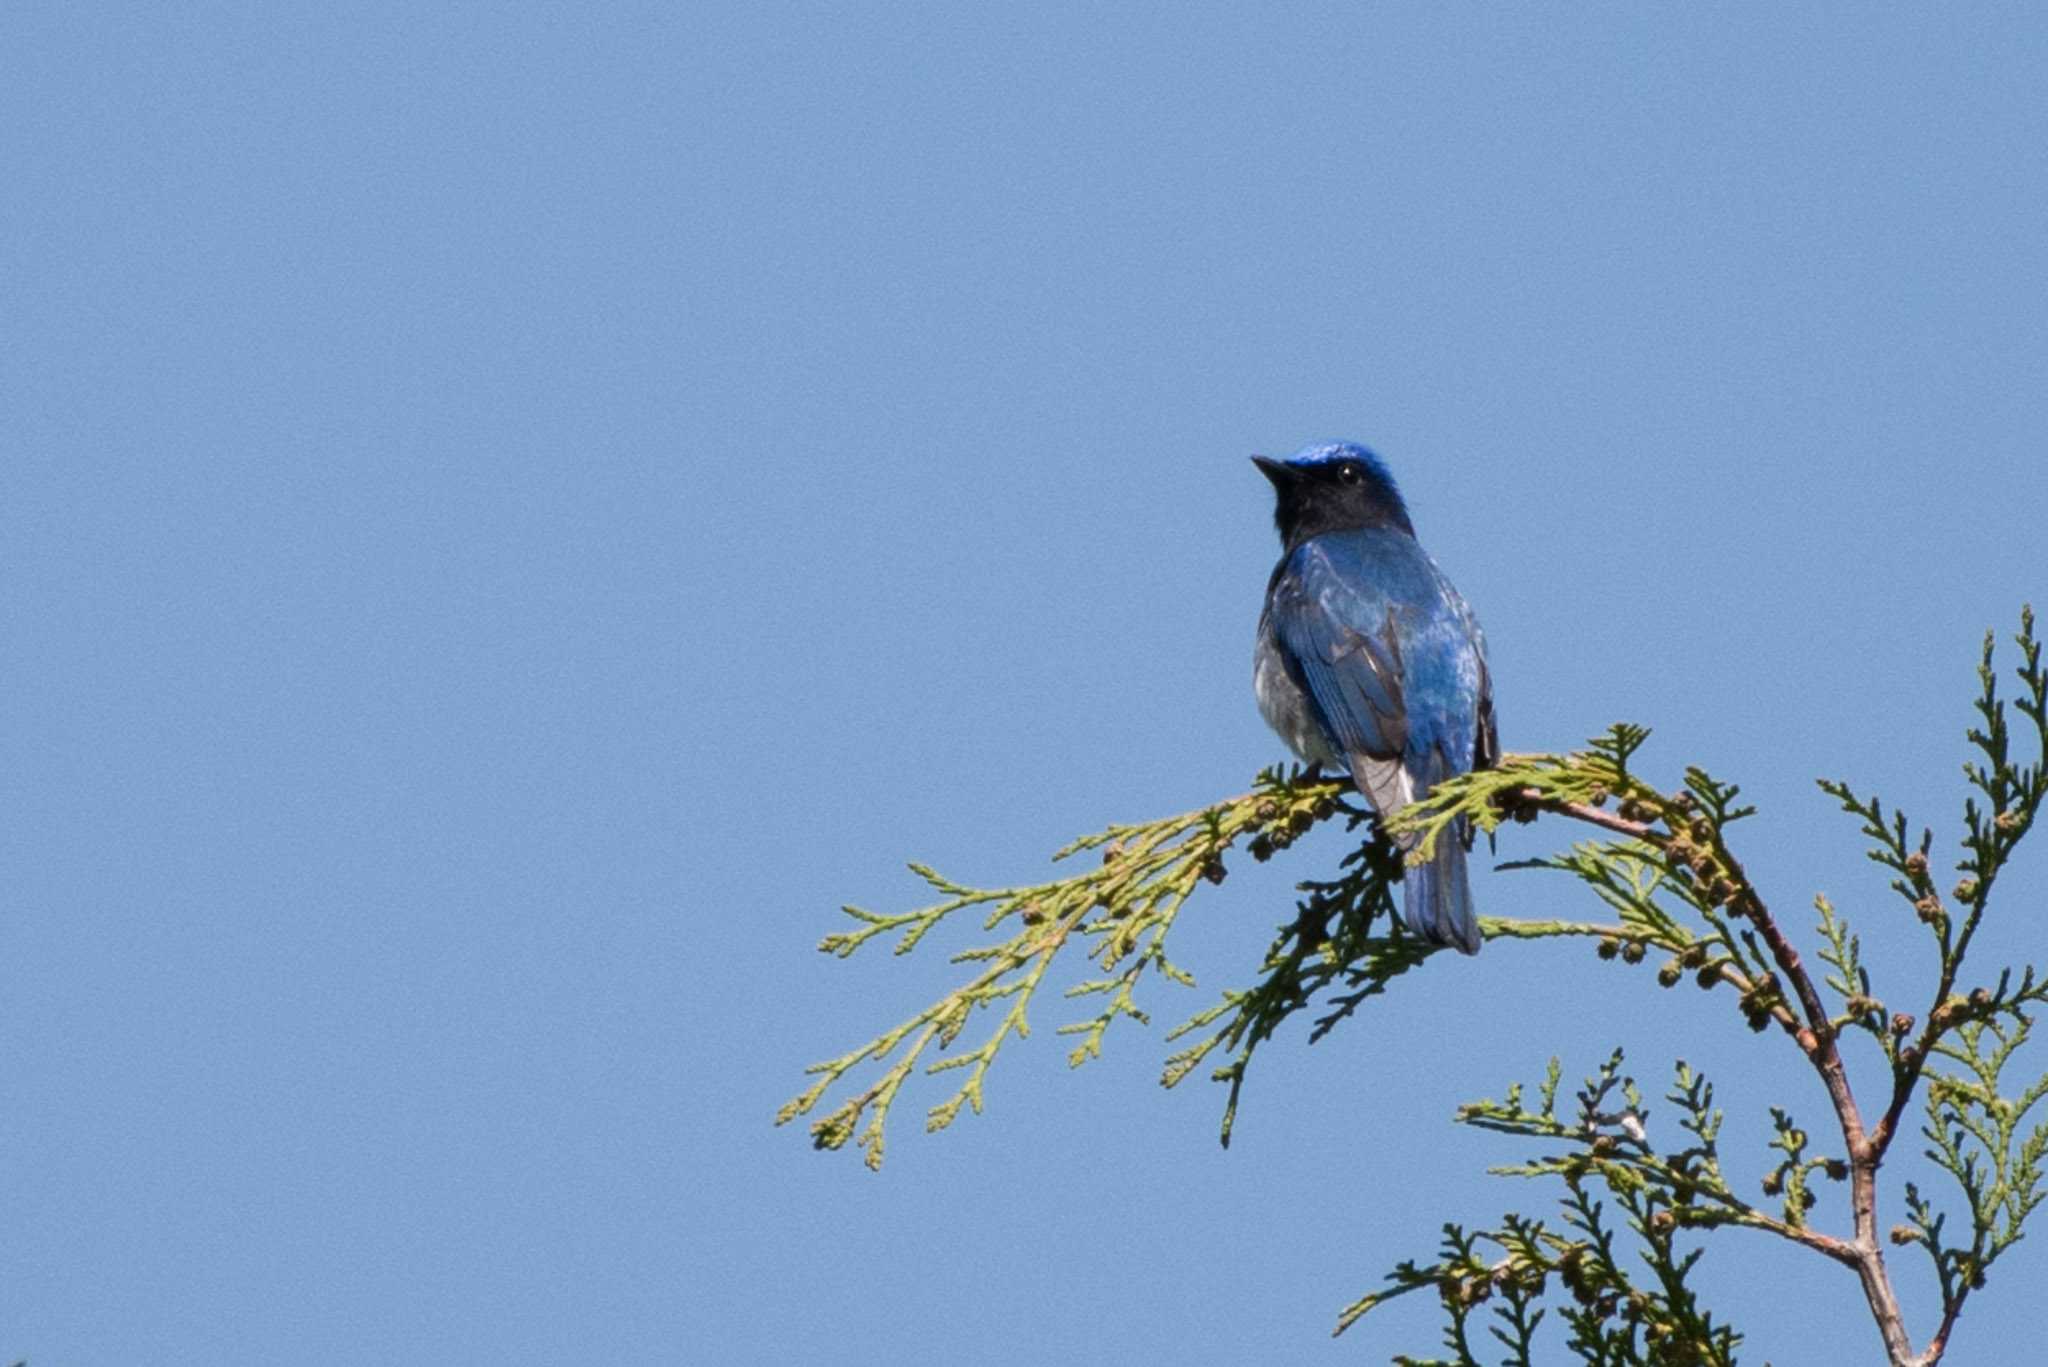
[6,5,2046,1364]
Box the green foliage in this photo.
[1899,1004,2048,1303]
[1158,821,1419,1148]
[776,765,1352,1167]
[783,609,2047,1366]
[1339,1054,1744,1366]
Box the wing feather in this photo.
[1268,544,1411,826]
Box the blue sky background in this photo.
[6,5,2046,1363]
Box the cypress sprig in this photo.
[785,609,2046,1366]
[777,764,1350,1167]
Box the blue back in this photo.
[1262,526,1493,954]
[1267,528,1488,787]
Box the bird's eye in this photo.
[1337,463,1362,485]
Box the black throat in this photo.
[1268,470,1414,552]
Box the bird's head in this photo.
[1252,442,1414,548]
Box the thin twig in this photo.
[1510,788,1659,841]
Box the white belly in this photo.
[1253,622,1341,768]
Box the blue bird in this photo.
[1252,443,1497,954]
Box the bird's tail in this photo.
[1402,818,1480,955]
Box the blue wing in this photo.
[1265,530,1492,954]
[1265,541,1410,816]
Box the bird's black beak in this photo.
[1251,455,1298,489]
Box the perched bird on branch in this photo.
[1252,442,1497,954]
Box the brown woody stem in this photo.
[1537,792,1932,1366]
